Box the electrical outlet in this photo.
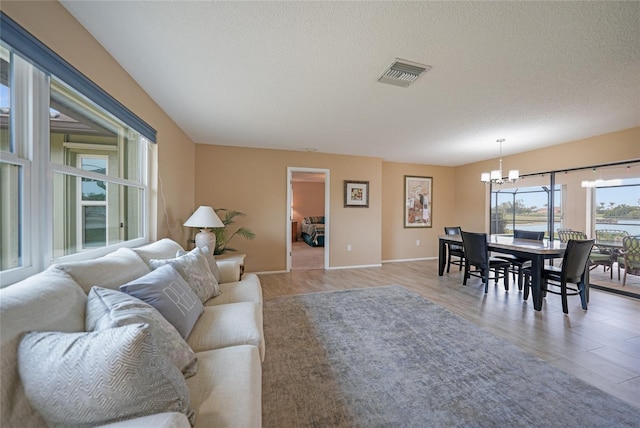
[347,244,352,252]
[416,239,420,246]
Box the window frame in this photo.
[0,13,156,287]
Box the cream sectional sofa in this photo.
[0,238,264,428]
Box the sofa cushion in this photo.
[87,286,198,377]
[18,323,195,427]
[1,268,86,428]
[120,265,204,339]
[54,247,150,294]
[187,303,265,361]
[96,412,191,428]
[205,273,263,307]
[150,248,220,303]
[186,346,261,428]
[132,238,185,266]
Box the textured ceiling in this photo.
[61,1,640,166]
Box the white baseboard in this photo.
[252,258,435,275]
[250,270,287,275]
[327,264,383,270]
[382,257,437,263]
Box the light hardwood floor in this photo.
[258,259,640,409]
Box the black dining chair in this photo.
[495,230,545,291]
[558,229,612,275]
[444,226,465,273]
[460,231,510,293]
[523,239,594,314]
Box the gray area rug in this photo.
[262,286,640,427]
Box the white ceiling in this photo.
[60,1,640,167]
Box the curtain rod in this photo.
[518,158,640,179]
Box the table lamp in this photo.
[184,206,225,252]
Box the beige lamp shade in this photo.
[184,206,224,252]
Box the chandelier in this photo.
[481,139,519,185]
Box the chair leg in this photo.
[618,263,621,280]
[503,267,509,291]
[622,270,627,287]
[459,258,463,271]
[462,262,469,285]
[446,252,452,273]
[517,267,524,291]
[523,276,530,301]
[483,270,489,293]
[579,281,588,311]
[610,262,613,279]
[561,281,569,314]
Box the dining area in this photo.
[439,226,640,312]
[439,230,569,312]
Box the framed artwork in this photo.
[404,175,432,228]
[344,180,369,208]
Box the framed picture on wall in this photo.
[404,175,432,228]
[344,180,369,208]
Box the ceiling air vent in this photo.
[378,58,431,87]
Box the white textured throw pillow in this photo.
[177,246,221,283]
[120,265,204,339]
[86,286,198,377]
[18,323,195,427]
[150,247,220,302]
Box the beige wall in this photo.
[454,127,640,232]
[2,1,196,243]
[292,182,325,240]
[194,145,382,272]
[381,162,457,261]
[198,128,637,272]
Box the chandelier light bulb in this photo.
[481,139,519,185]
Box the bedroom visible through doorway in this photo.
[290,170,327,270]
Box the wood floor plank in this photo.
[257,259,640,409]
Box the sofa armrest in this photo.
[216,260,242,283]
[97,412,190,428]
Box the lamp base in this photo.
[194,229,217,254]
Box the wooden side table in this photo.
[292,221,298,242]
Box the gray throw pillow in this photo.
[18,323,195,427]
[150,247,220,302]
[120,265,204,339]
[178,246,221,284]
[86,286,198,377]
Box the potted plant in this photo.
[212,208,256,255]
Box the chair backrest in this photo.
[622,236,640,267]
[561,239,594,281]
[558,230,587,243]
[514,230,545,241]
[445,227,463,251]
[595,229,629,242]
[444,226,461,236]
[460,231,488,268]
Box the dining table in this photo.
[594,240,623,252]
[438,234,571,311]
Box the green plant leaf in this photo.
[211,208,254,254]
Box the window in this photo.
[78,155,108,249]
[490,173,561,238]
[49,79,146,258]
[488,162,640,241]
[594,178,640,236]
[0,13,156,286]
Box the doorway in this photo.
[287,167,330,271]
